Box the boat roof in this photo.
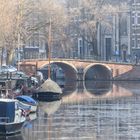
[0,98,17,102]
[16,95,37,104]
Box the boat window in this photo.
[15,79,25,89]
[0,81,6,87]
[17,98,26,102]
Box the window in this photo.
[120,15,127,35]
[138,15,140,25]
[135,0,140,3]
[137,39,140,46]
[132,12,140,25]
[132,17,135,24]
[132,40,135,47]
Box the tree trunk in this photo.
[7,49,14,65]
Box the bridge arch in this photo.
[41,61,78,81]
[84,64,112,81]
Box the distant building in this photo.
[62,0,131,61]
[130,0,140,59]
[22,0,139,63]
[101,0,131,62]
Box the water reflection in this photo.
[22,81,140,140]
[84,81,113,95]
[39,100,62,115]
[22,100,62,140]
[23,113,37,129]
[62,81,133,103]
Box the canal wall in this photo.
[114,65,140,81]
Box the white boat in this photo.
[0,98,26,135]
[16,95,38,113]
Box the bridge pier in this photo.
[77,68,84,81]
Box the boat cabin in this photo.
[0,99,19,123]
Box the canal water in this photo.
[4,81,140,140]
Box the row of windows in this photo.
[132,0,140,4]
[131,39,140,48]
[132,28,140,34]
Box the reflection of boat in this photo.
[23,113,37,129]
[28,112,37,121]
[0,99,26,135]
[85,81,113,96]
[40,99,61,115]
[0,133,24,140]
[16,95,38,113]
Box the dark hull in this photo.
[0,133,23,140]
[0,121,24,135]
[32,92,61,102]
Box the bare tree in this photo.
[0,0,37,64]
[38,0,68,54]
[0,0,17,64]
[0,0,68,64]
[67,0,118,58]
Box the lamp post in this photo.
[48,18,52,79]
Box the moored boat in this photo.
[32,78,62,102]
[32,21,62,102]
[16,95,38,113]
[0,98,26,135]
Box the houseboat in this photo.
[0,99,26,135]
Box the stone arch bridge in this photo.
[20,59,140,81]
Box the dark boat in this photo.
[32,21,62,102]
[0,99,26,135]
[33,91,62,102]
[32,78,62,102]
[0,133,24,140]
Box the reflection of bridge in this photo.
[62,84,133,104]
[61,81,133,103]
[20,59,140,81]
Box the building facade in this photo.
[62,0,132,62]
[21,0,140,63]
[131,0,140,59]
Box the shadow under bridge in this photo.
[50,62,78,81]
[84,64,112,81]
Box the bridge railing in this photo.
[20,57,136,66]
